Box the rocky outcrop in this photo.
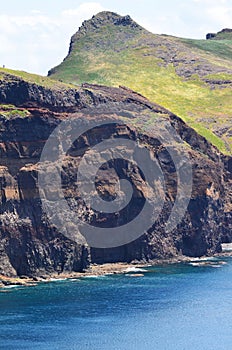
[76,12,141,35]
[206,33,216,40]
[0,76,231,277]
[0,74,91,112]
[206,28,232,40]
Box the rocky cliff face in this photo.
[0,74,231,277]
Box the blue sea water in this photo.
[0,257,232,350]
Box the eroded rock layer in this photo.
[0,76,231,277]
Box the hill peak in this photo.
[77,11,141,36]
[58,11,144,60]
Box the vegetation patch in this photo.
[0,104,30,119]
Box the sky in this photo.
[0,0,231,75]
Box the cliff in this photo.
[0,71,231,277]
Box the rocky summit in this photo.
[0,12,231,279]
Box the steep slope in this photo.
[48,11,232,154]
[0,70,231,278]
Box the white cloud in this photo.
[62,2,105,17]
[0,2,105,75]
[31,10,42,14]
[193,0,229,3]
[188,0,232,36]
[143,0,232,39]
[206,5,232,27]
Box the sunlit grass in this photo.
[0,67,75,89]
[48,25,232,154]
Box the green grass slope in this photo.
[48,11,232,154]
[0,67,74,89]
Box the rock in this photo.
[0,75,231,277]
[206,28,232,40]
[206,33,216,40]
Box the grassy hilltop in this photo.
[48,12,232,154]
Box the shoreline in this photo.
[1,252,232,290]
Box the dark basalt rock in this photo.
[206,33,216,40]
[0,77,231,277]
[206,28,232,40]
[77,12,141,33]
[114,15,139,28]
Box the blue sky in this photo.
[0,0,231,75]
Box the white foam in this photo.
[189,260,227,267]
[124,267,148,273]
[49,278,67,282]
[3,285,21,289]
[69,278,81,282]
[221,243,232,252]
[84,275,106,279]
[190,257,218,262]
[189,262,204,267]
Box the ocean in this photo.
[0,257,232,350]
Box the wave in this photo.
[83,275,106,279]
[221,243,232,252]
[124,267,148,273]
[2,285,23,289]
[125,273,144,277]
[189,260,227,268]
[189,257,218,262]
[49,278,68,282]
[69,278,81,282]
